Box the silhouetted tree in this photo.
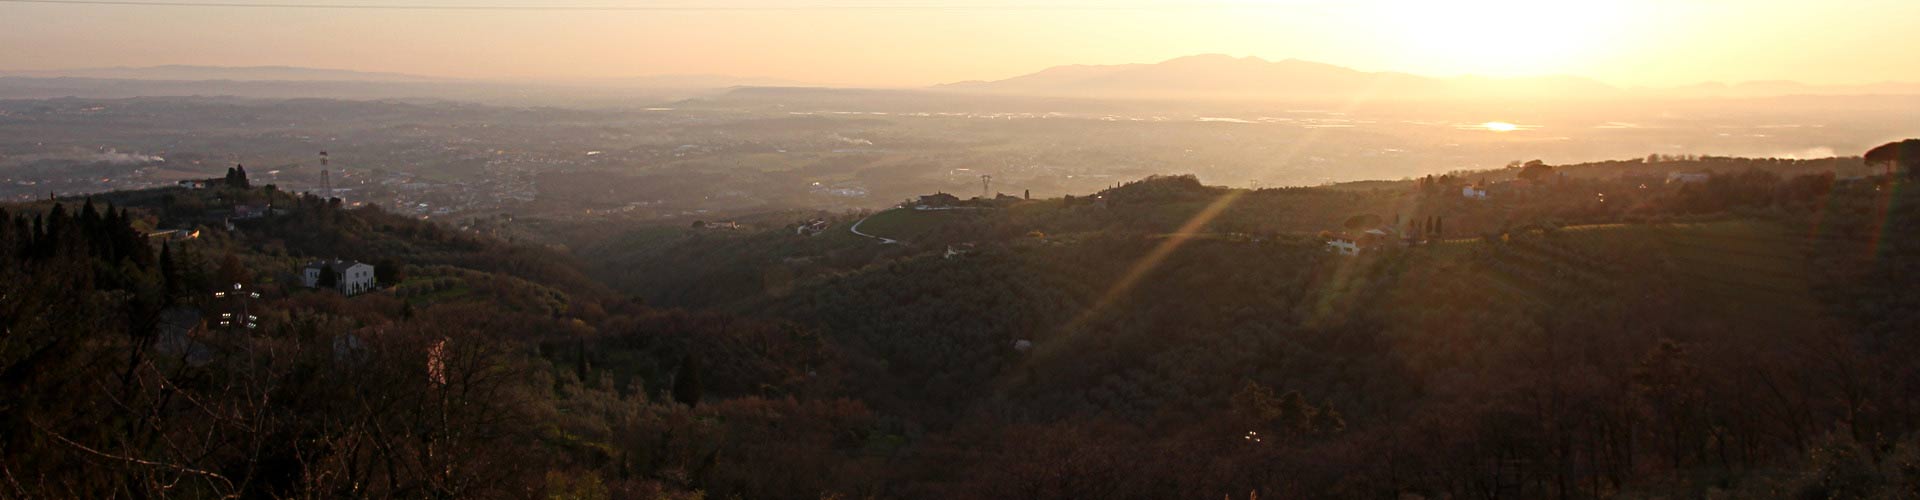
[226,164,250,189]
[673,355,702,407]
[1518,160,1555,182]
[374,259,401,285]
[159,243,179,301]
[1343,213,1382,230]
[1865,139,1920,178]
[315,265,339,289]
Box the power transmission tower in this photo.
[981,174,992,199]
[319,151,332,200]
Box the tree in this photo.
[673,355,702,407]
[159,243,180,301]
[374,259,402,285]
[315,265,339,289]
[227,164,251,189]
[216,253,251,285]
[1343,214,1382,230]
[1517,160,1555,182]
[1864,139,1920,179]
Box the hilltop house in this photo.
[795,218,830,236]
[944,243,976,260]
[302,259,377,296]
[916,192,961,208]
[232,203,271,220]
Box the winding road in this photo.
[849,211,902,245]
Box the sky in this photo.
[1,0,1916,87]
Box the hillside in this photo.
[560,154,1920,497]
[6,149,1920,498]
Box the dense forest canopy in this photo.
[4,149,1920,498]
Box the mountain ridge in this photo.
[936,54,1920,100]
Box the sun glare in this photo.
[1386,0,1632,76]
[1483,121,1520,132]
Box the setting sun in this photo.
[1482,121,1520,132]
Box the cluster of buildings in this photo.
[1461,178,1544,200]
[1325,228,1404,256]
[910,191,1026,210]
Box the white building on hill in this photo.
[302,260,377,296]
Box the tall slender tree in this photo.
[673,355,702,407]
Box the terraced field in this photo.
[1446,220,1821,323]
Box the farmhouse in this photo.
[913,191,960,206]
[795,218,830,236]
[302,259,377,296]
[232,203,271,220]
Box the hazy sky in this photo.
[2,0,1916,87]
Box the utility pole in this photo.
[981,174,992,199]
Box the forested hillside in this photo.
[5,151,1920,498]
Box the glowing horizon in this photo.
[1,0,1916,88]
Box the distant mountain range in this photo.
[936,54,1920,100]
[5,58,1918,105]
[0,66,817,106]
[0,65,812,89]
[0,65,451,83]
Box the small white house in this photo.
[302,260,377,296]
[1667,172,1711,184]
[1462,185,1489,200]
[1326,237,1361,256]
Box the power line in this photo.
[0,0,1316,12]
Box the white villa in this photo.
[1326,237,1362,256]
[302,259,377,296]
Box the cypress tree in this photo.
[45,204,67,258]
[672,355,702,407]
[79,199,100,234]
[0,208,10,263]
[159,243,179,302]
[30,214,44,259]
[315,265,338,289]
[575,339,590,382]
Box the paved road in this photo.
[849,211,902,245]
